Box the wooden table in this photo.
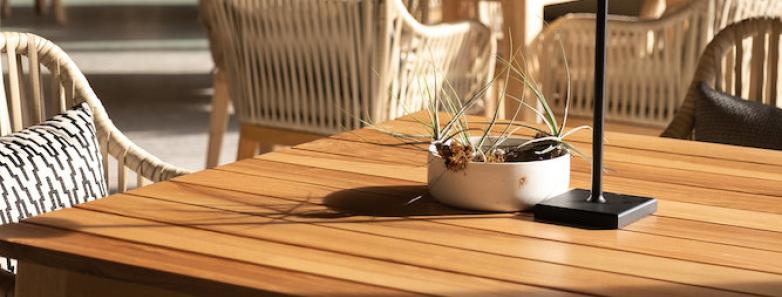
[2,113,782,296]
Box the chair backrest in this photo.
[662,17,782,138]
[530,0,782,128]
[0,32,187,192]
[200,0,495,135]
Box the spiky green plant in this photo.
[362,38,590,170]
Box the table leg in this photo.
[15,261,190,297]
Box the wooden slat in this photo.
[244,151,782,232]
[295,131,782,198]
[301,134,782,182]
[235,154,782,218]
[15,261,189,297]
[734,34,744,97]
[76,191,774,297]
[197,162,782,271]
[24,208,572,297]
[391,113,782,166]
[624,215,782,253]
[219,159,782,253]
[0,223,400,297]
[125,181,782,280]
[749,31,766,101]
[769,24,780,106]
[26,42,43,124]
[257,146,782,217]
[0,54,11,135]
[3,112,782,297]
[5,45,23,132]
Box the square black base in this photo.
[533,189,657,229]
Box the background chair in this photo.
[200,0,496,168]
[0,32,189,192]
[662,17,782,139]
[527,0,782,133]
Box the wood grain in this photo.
[167,166,782,277]
[16,261,191,297]
[221,158,782,251]
[2,112,782,297]
[24,208,576,297]
[252,149,782,232]
[0,223,398,297]
[76,190,771,297]
[289,137,782,211]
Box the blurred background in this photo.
[0,0,668,171]
[1,0,236,171]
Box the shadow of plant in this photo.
[300,185,483,218]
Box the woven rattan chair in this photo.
[0,32,189,191]
[528,0,782,130]
[200,0,496,167]
[662,17,782,138]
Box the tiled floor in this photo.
[2,0,238,171]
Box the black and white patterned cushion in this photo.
[0,102,107,272]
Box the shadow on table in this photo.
[305,185,486,218]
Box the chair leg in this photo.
[34,0,46,15]
[236,131,258,161]
[1,0,11,18]
[205,70,231,168]
[52,0,66,24]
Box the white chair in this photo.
[0,32,189,191]
[0,32,189,295]
[200,0,496,167]
[527,0,782,130]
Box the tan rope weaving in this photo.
[0,32,190,193]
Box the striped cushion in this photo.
[0,102,107,272]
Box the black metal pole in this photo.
[588,0,607,203]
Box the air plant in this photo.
[366,39,590,172]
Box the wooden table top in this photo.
[2,113,782,297]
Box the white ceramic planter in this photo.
[427,137,570,212]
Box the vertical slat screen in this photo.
[117,152,128,193]
[749,31,767,101]
[0,52,10,136]
[27,42,44,124]
[49,63,65,117]
[15,55,31,127]
[769,24,780,106]
[5,44,23,132]
[734,35,744,97]
[101,133,110,187]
